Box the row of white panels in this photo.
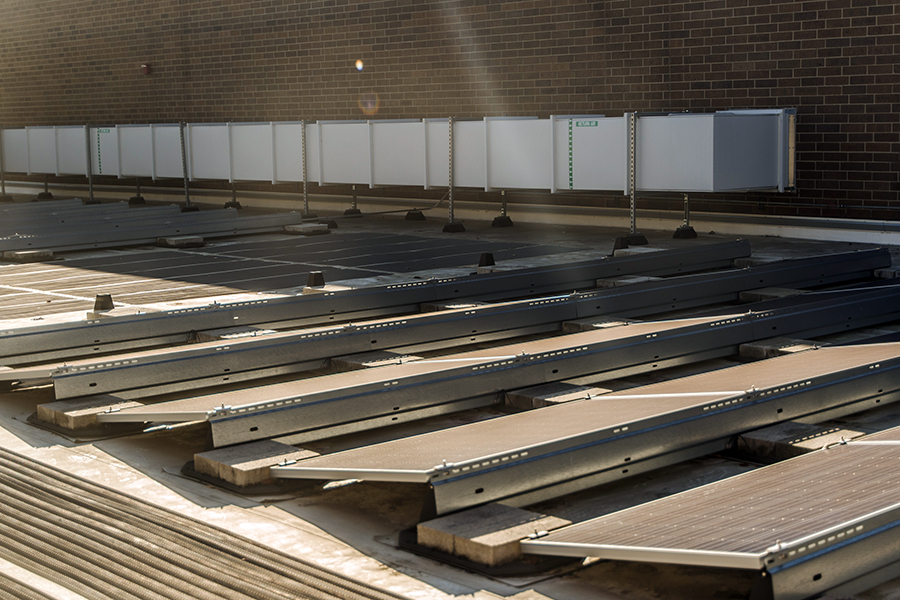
[0,110,795,193]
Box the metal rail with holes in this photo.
[29,247,891,400]
[0,240,751,365]
[98,284,900,447]
[272,343,900,516]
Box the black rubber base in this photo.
[320,219,339,229]
[673,225,698,239]
[442,221,466,233]
[397,528,579,578]
[224,200,243,210]
[181,204,200,212]
[0,195,14,203]
[343,208,362,216]
[128,196,147,206]
[36,192,53,200]
[624,232,649,245]
[491,215,514,228]
[405,210,426,221]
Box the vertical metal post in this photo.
[0,127,8,201]
[85,124,95,204]
[448,116,454,224]
[179,122,196,211]
[623,113,648,245]
[673,191,698,239]
[628,113,637,236]
[442,117,465,232]
[301,119,313,218]
[491,189,513,227]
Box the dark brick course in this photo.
[0,0,897,218]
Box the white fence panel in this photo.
[424,119,449,188]
[56,126,87,176]
[637,114,715,192]
[118,125,154,178]
[371,120,424,187]
[188,124,230,181]
[713,113,781,191]
[27,127,57,175]
[91,127,119,176]
[453,120,485,189]
[153,125,185,180]
[486,117,550,191]
[319,121,369,185]
[1,129,28,173]
[554,116,628,193]
[272,122,303,183]
[231,123,274,182]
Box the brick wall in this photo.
[0,0,897,218]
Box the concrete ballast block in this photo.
[417,503,571,567]
[156,236,205,248]
[739,337,823,361]
[328,350,422,373]
[739,287,804,303]
[505,382,610,410]
[2,250,54,263]
[562,316,635,334]
[37,396,144,432]
[194,440,319,487]
[736,421,866,461]
[284,224,330,236]
[595,275,664,289]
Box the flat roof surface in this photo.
[3,195,900,599]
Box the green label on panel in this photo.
[575,121,598,128]
[98,128,110,133]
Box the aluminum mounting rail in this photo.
[30,247,892,400]
[272,343,900,515]
[522,425,900,600]
[0,208,307,253]
[0,198,83,214]
[0,204,183,233]
[0,240,751,364]
[98,283,900,447]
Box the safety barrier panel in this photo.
[0,110,796,194]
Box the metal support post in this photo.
[443,116,465,232]
[492,189,513,228]
[0,127,12,202]
[623,113,647,245]
[224,180,242,210]
[673,192,697,239]
[84,124,97,204]
[344,184,362,216]
[179,122,198,212]
[129,178,146,206]
[36,178,53,200]
[300,119,316,219]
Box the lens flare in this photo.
[358,93,380,116]
[355,59,364,71]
